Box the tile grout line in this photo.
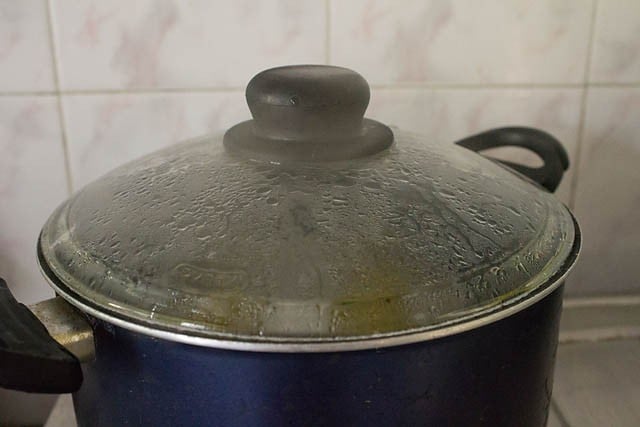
[0,87,245,96]
[588,81,640,87]
[0,90,59,96]
[564,294,640,308]
[1,83,639,98]
[568,0,599,210]
[44,0,74,195]
[371,82,586,90]
[325,0,331,64]
[560,331,640,345]
[371,81,640,89]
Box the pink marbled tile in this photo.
[62,91,250,188]
[0,0,55,91]
[51,0,326,90]
[570,88,640,295]
[590,0,640,83]
[0,96,68,304]
[331,0,593,84]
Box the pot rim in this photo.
[38,210,580,353]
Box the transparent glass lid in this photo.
[38,66,577,345]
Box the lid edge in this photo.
[37,211,581,353]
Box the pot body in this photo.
[73,286,563,427]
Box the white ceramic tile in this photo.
[51,0,325,90]
[570,88,640,296]
[331,0,592,84]
[590,0,640,83]
[366,88,583,203]
[0,0,55,91]
[62,91,250,188]
[553,339,640,426]
[0,96,68,304]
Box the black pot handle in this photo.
[0,278,82,393]
[454,127,569,193]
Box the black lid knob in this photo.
[224,65,393,161]
[246,65,370,141]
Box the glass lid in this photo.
[38,65,578,350]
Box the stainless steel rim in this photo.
[38,213,581,353]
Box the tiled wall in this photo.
[1,0,639,308]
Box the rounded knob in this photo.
[246,65,370,141]
[224,65,393,161]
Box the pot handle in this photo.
[454,127,569,192]
[0,278,83,393]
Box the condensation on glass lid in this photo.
[38,131,576,342]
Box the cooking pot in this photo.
[0,65,580,426]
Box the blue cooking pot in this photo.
[0,65,579,426]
